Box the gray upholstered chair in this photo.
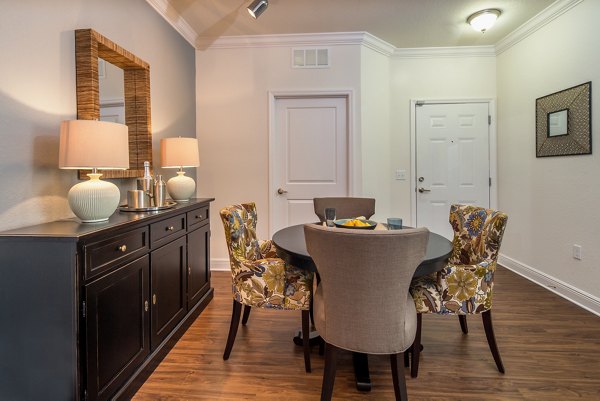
[313,197,376,222]
[305,224,429,401]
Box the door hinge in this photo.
[82,301,86,318]
[489,177,492,187]
[416,100,425,107]
[488,115,491,125]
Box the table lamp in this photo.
[59,120,129,222]
[160,137,200,202]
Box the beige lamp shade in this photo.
[59,120,129,170]
[58,120,129,223]
[160,137,200,168]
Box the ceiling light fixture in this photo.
[247,0,268,19]
[467,9,501,33]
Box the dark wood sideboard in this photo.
[0,198,214,401]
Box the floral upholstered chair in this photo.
[409,204,508,378]
[220,203,313,372]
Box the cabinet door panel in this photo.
[151,236,187,349]
[85,255,150,401]
[188,223,210,308]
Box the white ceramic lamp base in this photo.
[166,171,196,202]
[68,173,120,223]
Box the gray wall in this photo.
[0,0,196,231]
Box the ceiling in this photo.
[163,0,555,48]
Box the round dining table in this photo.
[272,223,453,392]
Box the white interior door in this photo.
[271,96,348,234]
[416,102,490,239]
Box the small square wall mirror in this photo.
[547,109,568,137]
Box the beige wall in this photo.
[389,55,497,225]
[360,46,392,222]
[196,44,363,265]
[497,0,600,300]
[199,41,499,267]
[0,0,196,231]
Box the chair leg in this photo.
[321,343,339,401]
[411,313,422,378]
[404,350,410,367]
[391,352,408,401]
[241,305,252,325]
[318,337,325,356]
[223,300,243,360]
[482,310,505,373]
[459,315,468,334]
[302,309,312,373]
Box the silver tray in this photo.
[119,201,177,212]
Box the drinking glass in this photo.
[387,217,403,230]
[325,208,336,227]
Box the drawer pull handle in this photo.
[166,226,174,231]
[188,266,191,276]
[152,294,157,305]
[144,301,149,312]
[196,215,202,219]
[118,245,127,252]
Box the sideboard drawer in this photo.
[187,206,209,230]
[150,214,186,248]
[85,227,149,280]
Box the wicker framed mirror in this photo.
[75,29,151,179]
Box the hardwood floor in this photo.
[133,267,600,400]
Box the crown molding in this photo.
[145,0,198,47]
[197,31,394,56]
[393,46,496,59]
[359,33,396,57]
[495,0,583,55]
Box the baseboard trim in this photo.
[499,253,600,317]
[210,258,230,271]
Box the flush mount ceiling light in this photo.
[467,9,501,33]
[248,0,268,19]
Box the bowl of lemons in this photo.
[333,217,377,230]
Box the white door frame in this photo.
[268,90,356,236]
[410,98,498,227]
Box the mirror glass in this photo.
[99,58,125,124]
[548,109,568,137]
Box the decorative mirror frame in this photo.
[75,29,152,178]
[536,81,591,157]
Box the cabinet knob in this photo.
[118,245,127,253]
[166,226,174,231]
[152,294,157,305]
[196,215,202,219]
[188,266,191,276]
[144,301,149,312]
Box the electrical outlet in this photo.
[573,244,582,260]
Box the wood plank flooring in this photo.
[133,267,600,400]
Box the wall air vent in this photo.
[292,48,329,68]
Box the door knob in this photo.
[277,188,288,195]
[418,187,431,193]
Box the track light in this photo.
[467,9,501,33]
[248,0,268,19]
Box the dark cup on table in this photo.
[387,217,403,230]
[325,208,336,227]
